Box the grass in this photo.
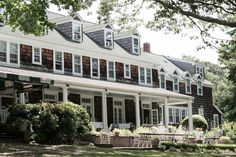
[0,143,235,157]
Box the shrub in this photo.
[112,128,133,136]
[168,126,177,133]
[7,102,92,144]
[223,122,236,142]
[151,138,160,149]
[181,114,208,131]
[219,136,232,144]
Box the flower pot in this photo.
[114,132,120,137]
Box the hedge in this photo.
[181,114,208,131]
[7,102,92,144]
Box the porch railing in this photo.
[0,109,9,124]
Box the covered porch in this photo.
[0,66,194,132]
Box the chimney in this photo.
[143,42,150,53]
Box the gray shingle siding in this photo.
[167,58,195,75]
[86,30,105,47]
[115,37,133,54]
[56,22,73,39]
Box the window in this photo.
[0,8,4,24]
[107,61,115,80]
[169,108,174,123]
[124,64,131,78]
[104,30,113,48]
[139,67,152,85]
[213,114,219,128]
[175,109,180,123]
[81,96,94,120]
[73,23,82,41]
[160,73,166,89]
[186,78,191,94]
[32,47,41,65]
[9,43,19,64]
[198,107,204,116]
[54,51,63,72]
[73,54,82,75]
[146,68,152,84]
[91,58,100,78]
[133,38,140,54]
[197,80,203,95]
[181,109,187,120]
[139,67,145,83]
[173,76,179,92]
[0,41,7,62]
[196,66,204,78]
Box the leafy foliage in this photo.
[8,102,92,144]
[181,114,208,131]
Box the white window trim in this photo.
[185,78,192,94]
[124,64,131,79]
[198,108,204,116]
[168,106,188,124]
[32,47,42,65]
[104,29,113,49]
[72,54,83,76]
[72,21,82,42]
[53,51,64,74]
[43,90,58,102]
[196,65,204,78]
[173,75,179,92]
[197,79,203,96]
[159,72,166,89]
[107,60,116,81]
[132,37,140,54]
[0,41,20,67]
[113,98,125,124]
[213,114,219,128]
[139,67,152,85]
[90,57,100,79]
[81,95,95,122]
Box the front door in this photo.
[81,96,94,121]
[152,110,158,125]
[113,100,124,124]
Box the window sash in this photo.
[55,51,63,71]
[0,41,7,62]
[33,47,41,64]
[92,58,99,77]
[160,74,165,89]
[146,68,152,84]
[139,67,145,83]
[108,61,115,79]
[74,55,81,74]
[9,43,18,64]
[197,80,203,95]
[133,38,139,54]
[105,31,113,48]
[173,77,179,92]
[186,79,191,93]
[73,24,81,41]
[124,64,131,78]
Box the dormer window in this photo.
[104,30,113,48]
[197,79,203,96]
[72,23,82,42]
[185,73,191,94]
[133,37,140,54]
[196,65,204,78]
[173,76,179,92]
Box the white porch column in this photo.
[62,86,68,102]
[135,94,140,128]
[102,92,108,129]
[164,98,169,128]
[188,99,193,132]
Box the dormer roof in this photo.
[84,24,114,33]
[50,13,84,24]
[114,30,140,40]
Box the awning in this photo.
[0,67,193,101]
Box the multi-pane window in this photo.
[186,78,191,94]
[124,64,131,78]
[169,107,188,124]
[198,108,204,116]
[197,80,203,95]
[105,30,113,48]
[196,66,203,78]
[213,114,219,128]
[146,68,152,84]
[107,61,115,80]
[55,51,63,71]
[33,47,41,64]
[160,73,166,89]
[182,109,187,120]
[139,67,145,83]
[9,43,18,64]
[91,58,99,78]
[73,54,82,75]
[133,38,140,54]
[73,24,81,41]
[175,109,180,123]
[0,41,7,62]
[173,76,179,92]
[169,108,174,123]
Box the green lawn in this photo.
[0,144,235,157]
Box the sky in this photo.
[49,2,228,65]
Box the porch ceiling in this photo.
[0,67,193,101]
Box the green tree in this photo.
[0,0,236,36]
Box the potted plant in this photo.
[113,128,120,137]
